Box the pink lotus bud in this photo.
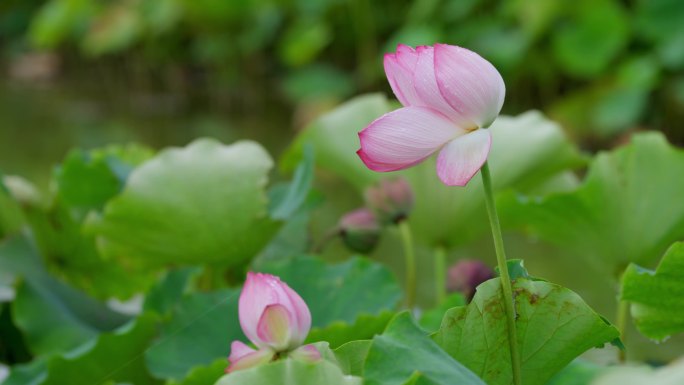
[357,44,505,186]
[338,208,381,253]
[227,273,320,373]
[447,259,495,301]
[226,341,274,373]
[364,177,414,225]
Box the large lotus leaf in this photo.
[144,289,242,380]
[334,340,372,377]
[24,197,151,299]
[89,139,280,268]
[419,293,466,332]
[364,312,485,385]
[621,241,684,340]
[305,311,395,349]
[259,256,402,326]
[283,94,584,248]
[55,143,154,211]
[502,132,684,272]
[142,267,200,316]
[0,236,130,356]
[22,144,153,299]
[4,314,160,385]
[215,358,361,385]
[167,359,227,385]
[433,275,619,385]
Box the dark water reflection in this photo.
[0,76,293,189]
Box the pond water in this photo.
[0,74,294,189]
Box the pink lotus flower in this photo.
[357,44,505,186]
[226,272,320,373]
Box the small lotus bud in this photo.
[338,208,381,253]
[227,272,320,373]
[364,177,414,225]
[447,259,495,301]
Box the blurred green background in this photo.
[2,0,684,186]
[2,1,684,376]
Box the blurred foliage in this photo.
[2,0,684,383]
[1,0,684,145]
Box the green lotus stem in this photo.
[398,220,417,308]
[480,161,522,385]
[617,299,629,363]
[434,246,447,304]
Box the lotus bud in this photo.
[227,273,320,373]
[364,177,414,225]
[338,208,381,253]
[447,259,495,301]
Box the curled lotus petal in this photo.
[290,344,322,363]
[279,280,311,346]
[433,44,505,128]
[226,342,274,373]
[228,341,257,363]
[436,129,492,186]
[384,46,420,107]
[412,46,465,124]
[357,106,465,172]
